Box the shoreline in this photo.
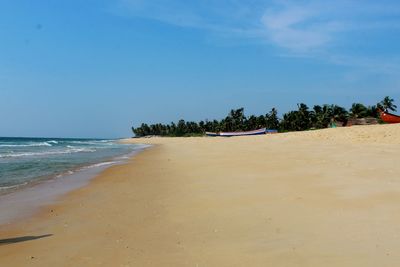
[2,124,400,266]
[0,143,150,227]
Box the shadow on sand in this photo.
[0,234,53,245]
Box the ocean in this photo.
[0,137,145,194]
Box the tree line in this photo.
[131,96,397,137]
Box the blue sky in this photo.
[1,0,400,138]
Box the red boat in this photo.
[378,109,400,124]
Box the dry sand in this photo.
[1,124,400,266]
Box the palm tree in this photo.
[379,96,397,112]
[330,105,348,122]
[297,103,312,130]
[312,105,331,128]
[256,115,266,129]
[266,108,279,129]
[176,120,187,136]
[280,104,312,131]
[366,105,379,118]
[350,103,368,118]
[280,111,297,131]
[246,115,258,130]
[228,108,245,131]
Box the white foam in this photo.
[0,148,96,158]
[69,140,113,145]
[83,161,117,169]
[0,142,52,148]
[0,182,28,191]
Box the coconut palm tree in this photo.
[228,108,245,131]
[266,108,279,129]
[365,105,379,118]
[330,105,348,123]
[379,96,397,112]
[312,105,331,128]
[280,104,312,131]
[350,103,368,118]
[297,103,312,130]
[245,115,258,130]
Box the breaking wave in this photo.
[0,148,96,158]
[0,142,53,148]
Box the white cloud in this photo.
[113,0,267,34]
[112,0,400,76]
[261,3,335,53]
[114,1,400,50]
[260,1,400,53]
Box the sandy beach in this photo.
[2,124,400,266]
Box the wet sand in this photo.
[1,124,400,266]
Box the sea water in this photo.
[0,137,144,193]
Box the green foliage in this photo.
[131,96,396,137]
[312,105,334,129]
[280,103,312,131]
[132,108,279,137]
[266,108,279,129]
[366,105,379,118]
[379,96,397,112]
[350,103,368,118]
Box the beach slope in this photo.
[2,124,400,266]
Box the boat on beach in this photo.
[206,128,277,137]
[378,109,400,124]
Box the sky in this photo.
[1,0,400,138]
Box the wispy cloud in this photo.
[259,0,400,78]
[261,2,337,53]
[114,0,266,34]
[112,0,400,76]
[260,1,400,53]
